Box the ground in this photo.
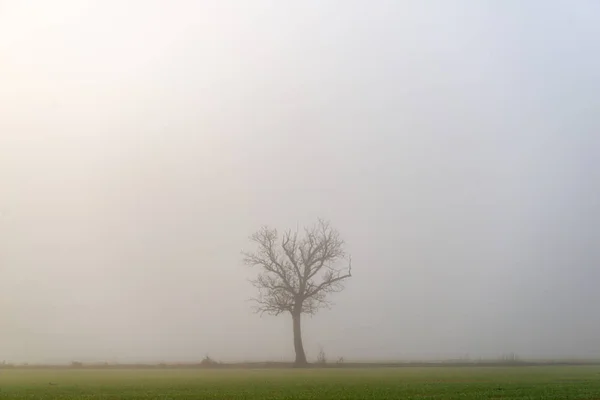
[1,366,600,399]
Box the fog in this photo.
[1,1,599,364]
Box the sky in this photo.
[1,0,599,364]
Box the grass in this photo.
[1,366,600,399]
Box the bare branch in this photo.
[243,219,352,316]
[242,226,297,295]
[281,230,303,282]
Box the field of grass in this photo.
[1,366,600,399]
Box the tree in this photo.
[243,219,352,366]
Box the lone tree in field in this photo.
[243,219,352,366]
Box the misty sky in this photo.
[1,1,599,364]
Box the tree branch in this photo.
[281,230,303,283]
[243,220,352,316]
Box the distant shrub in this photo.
[71,361,83,368]
[317,347,327,365]
[200,355,219,367]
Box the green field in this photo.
[1,366,600,399]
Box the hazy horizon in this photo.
[1,1,599,364]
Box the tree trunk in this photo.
[292,311,308,366]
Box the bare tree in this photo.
[243,219,352,366]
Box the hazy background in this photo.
[1,0,599,364]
